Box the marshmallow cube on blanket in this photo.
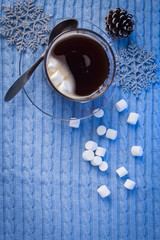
[93,108,104,118]
[99,161,108,171]
[131,146,143,156]
[124,179,136,190]
[82,150,94,161]
[116,166,128,177]
[106,129,117,140]
[115,99,128,112]
[85,141,98,151]
[95,147,106,157]
[69,118,80,128]
[97,185,110,198]
[91,156,102,166]
[96,125,107,136]
[127,112,139,125]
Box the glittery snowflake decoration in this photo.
[0,0,51,52]
[113,44,158,97]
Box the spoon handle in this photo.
[4,54,44,102]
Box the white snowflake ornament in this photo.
[0,0,51,52]
[113,44,158,97]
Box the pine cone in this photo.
[105,8,134,40]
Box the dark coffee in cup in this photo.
[45,29,114,102]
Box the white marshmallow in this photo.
[115,99,128,112]
[96,125,106,136]
[106,129,117,140]
[69,118,80,128]
[124,179,136,190]
[116,166,128,177]
[95,147,106,157]
[59,80,72,93]
[85,141,98,151]
[99,161,108,171]
[91,156,102,166]
[82,150,94,161]
[127,112,139,125]
[47,62,57,73]
[93,108,104,118]
[131,146,143,157]
[97,185,110,198]
[50,70,63,86]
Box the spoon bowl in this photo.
[48,18,78,44]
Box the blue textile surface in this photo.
[0,0,160,240]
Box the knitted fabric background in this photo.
[0,0,160,239]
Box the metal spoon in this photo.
[4,18,78,102]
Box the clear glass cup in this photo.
[20,18,118,120]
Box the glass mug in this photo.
[44,25,116,102]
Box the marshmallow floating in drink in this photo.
[47,61,57,73]
[59,80,73,93]
[85,141,98,151]
[127,112,139,125]
[124,179,136,190]
[116,166,128,177]
[97,185,110,198]
[116,99,128,112]
[50,70,63,86]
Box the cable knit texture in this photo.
[0,0,160,239]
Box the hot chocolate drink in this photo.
[46,30,110,101]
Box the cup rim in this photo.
[44,27,116,102]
